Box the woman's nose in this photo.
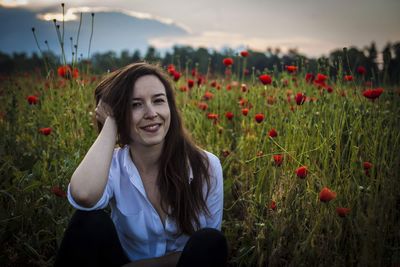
[144,104,157,119]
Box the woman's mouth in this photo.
[140,123,161,133]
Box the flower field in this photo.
[1,58,400,266]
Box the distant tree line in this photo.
[1,41,399,84]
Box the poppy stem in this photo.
[88,13,95,61]
[31,27,50,75]
[269,137,303,166]
[74,12,83,66]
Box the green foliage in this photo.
[0,65,399,266]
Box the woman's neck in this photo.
[129,143,162,177]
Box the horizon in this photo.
[1,0,399,60]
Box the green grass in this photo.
[1,70,399,266]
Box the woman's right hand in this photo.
[95,100,113,125]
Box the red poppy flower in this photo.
[324,85,334,93]
[173,71,181,82]
[319,187,337,203]
[207,113,218,120]
[57,65,79,79]
[39,127,52,136]
[336,207,351,217]
[210,80,217,88]
[259,74,272,85]
[240,51,249,57]
[362,88,384,100]
[270,201,277,211]
[286,65,298,73]
[51,186,66,198]
[167,64,175,75]
[239,98,248,107]
[295,166,307,179]
[295,92,306,105]
[203,91,214,100]
[221,149,230,158]
[315,73,328,84]
[225,112,234,121]
[357,66,366,75]
[268,128,278,138]
[255,113,264,123]
[179,85,188,92]
[187,79,194,89]
[197,76,205,86]
[223,58,234,66]
[198,102,208,111]
[27,95,39,105]
[57,65,70,78]
[273,154,283,166]
[241,108,249,116]
[344,75,353,81]
[72,68,79,79]
[241,84,247,92]
[363,161,373,170]
[305,73,315,83]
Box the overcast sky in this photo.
[1,0,399,57]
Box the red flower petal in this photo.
[254,113,264,123]
[273,154,283,166]
[39,127,52,136]
[336,207,351,217]
[319,187,337,203]
[27,95,39,105]
[225,112,234,121]
[295,166,307,178]
[240,51,249,57]
[259,74,272,85]
[363,161,373,170]
[268,128,278,138]
[223,58,234,66]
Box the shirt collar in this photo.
[122,146,194,186]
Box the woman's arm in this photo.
[122,252,181,267]
[69,102,117,208]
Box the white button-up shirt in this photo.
[67,146,223,261]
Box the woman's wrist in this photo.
[101,116,118,139]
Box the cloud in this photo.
[149,31,340,57]
[36,6,191,33]
[0,0,28,7]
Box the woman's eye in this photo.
[154,98,165,104]
[132,102,142,108]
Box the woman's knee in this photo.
[178,228,228,266]
[192,228,227,247]
[67,209,115,241]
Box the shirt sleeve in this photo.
[67,149,118,211]
[204,152,224,230]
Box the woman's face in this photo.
[129,75,171,149]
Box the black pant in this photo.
[54,210,228,267]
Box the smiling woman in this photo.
[129,75,171,150]
[54,62,228,267]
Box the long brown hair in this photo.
[95,62,211,235]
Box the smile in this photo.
[140,123,162,132]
